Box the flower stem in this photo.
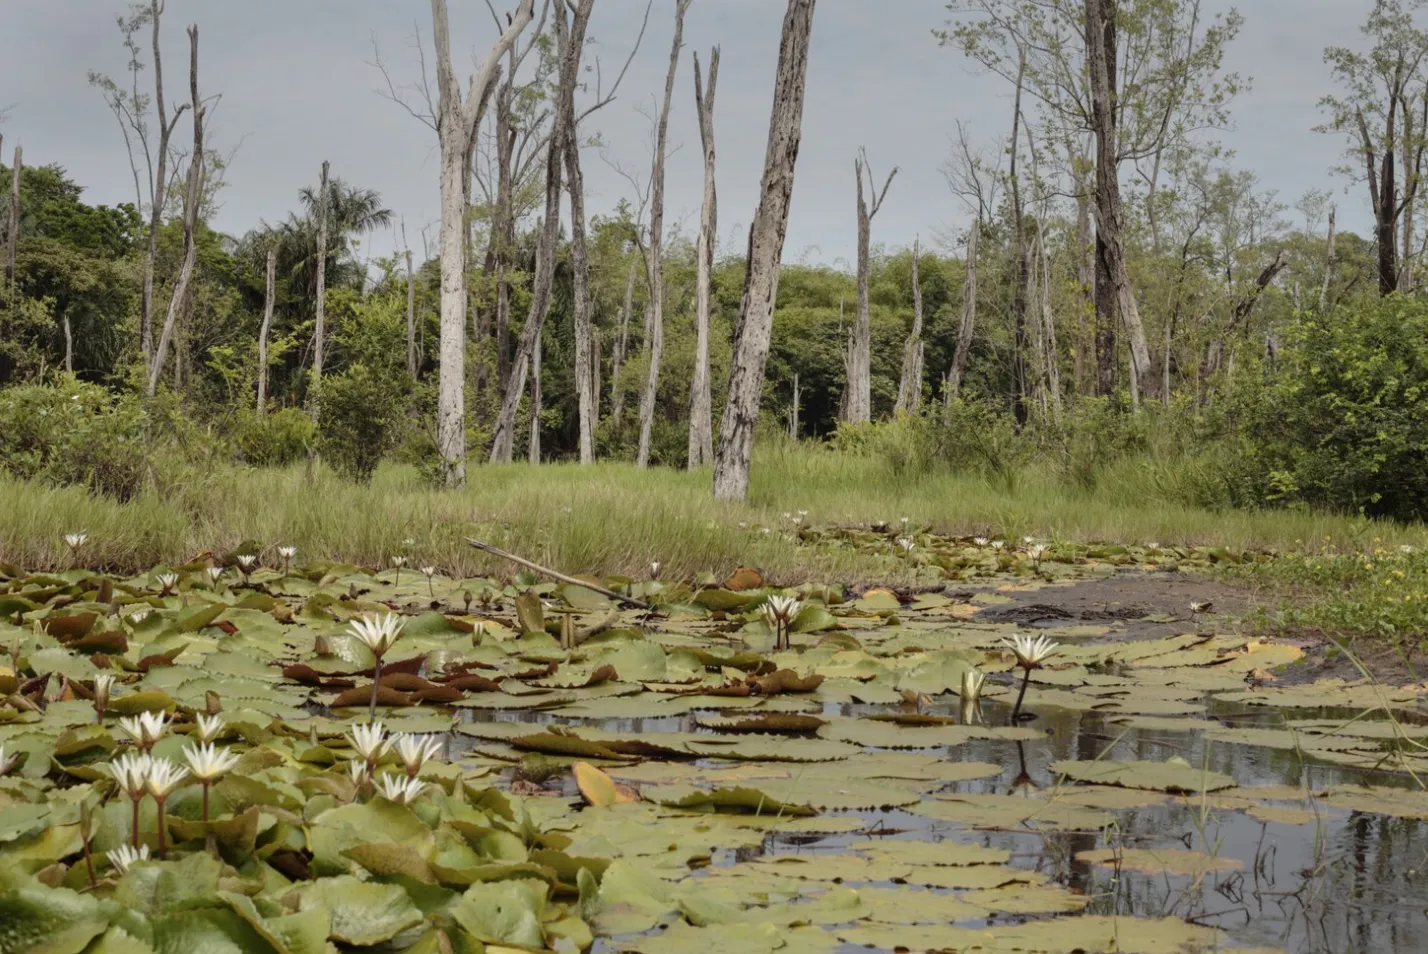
[369,654,383,724]
[131,797,141,849]
[156,798,167,859]
[1010,667,1032,722]
[202,781,211,823]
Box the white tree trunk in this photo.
[258,246,276,413]
[845,150,895,424]
[528,327,542,464]
[947,225,978,399]
[688,46,720,469]
[636,0,693,468]
[430,0,534,485]
[609,258,637,422]
[1319,206,1337,312]
[147,25,203,398]
[712,0,816,502]
[894,236,924,414]
[311,159,330,422]
[564,0,597,464]
[1037,222,1062,418]
[5,143,19,287]
[141,0,180,365]
[405,247,417,379]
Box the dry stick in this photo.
[464,538,651,609]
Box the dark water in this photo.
[455,697,1428,954]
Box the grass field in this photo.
[3,442,1424,582]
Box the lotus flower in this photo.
[373,774,428,805]
[394,733,442,778]
[278,545,297,573]
[117,711,168,751]
[206,565,224,586]
[762,595,802,651]
[106,843,150,874]
[235,554,257,582]
[347,759,370,791]
[65,532,88,551]
[144,757,189,858]
[347,721,391,766]
[974,537,989,547]
[1002,634,1059,723]
[107,751,152,848]
[184,742,239,821]
[990,540,1006,551]
[156,572,179,595]
[349,613,406,721]
[194,713,226,744]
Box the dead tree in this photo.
[311,160,330,421]
[894,237,925,414]
[1086,0,1154,403]
[609,257,638,422]
[946,225,978,399]
[430,0,533,485]
[529,328,542,463]
[635,0,693,468]
[138,3,186,364]
[687,45,720,469]
[1037,222,1061,417]
[4,143,18,290]
[712,0,816,502]
[844,149,896,424]
[1200,250,1288,384]
[257,245,276,413]
[564,0,599,464]
[147,25,203,398]
[489,0,587,463]
[405,246,417,379]
[1319,206,1337,311]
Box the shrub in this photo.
[1232,295,1428,521]
[0,378,150,500]
[234,408,315,467]
[316,364,405,483]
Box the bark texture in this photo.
[257,246,276,413]
[4,143,18,288]
[688,45,720,469]
[311,159,330,421]
[712,0,816,502]
[894,236,924,414]
[844,150,896,424]
[564,0,598,464]
[947,226,978,399]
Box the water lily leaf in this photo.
[695,714,826,734]
[723,568,764,591]
[297,875,423,945]
[41,612,98,640]
[449,878,547,949]
[854,588,901,613]
[913,794,1113,831]
[573,762,638,807]
[1076,847,1244,877]
[513,594,544,635]
[821,718,1043,749]
[0,876,110,954]
[857,885,984,924]
[344,841,438,884]
[846,838,1009,867]
[1051,759,1237,794]
[643,784,817,817]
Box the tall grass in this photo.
[2,442,1423,582]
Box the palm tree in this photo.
[280,178,394,297]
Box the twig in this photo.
[465,537,651,609]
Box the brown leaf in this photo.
[441,674,503,693]
[723,567,764,591]
[750,669,825,695]
[330,685,413,708]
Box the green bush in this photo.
[234,408,316,467]
[1232,295,1428,521]
[316,364,404,483]
[0,378,150,500]
[831,402,1027,480]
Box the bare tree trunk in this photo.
[894,236,924,414]
[563,0,598,464]
[63,317,73,373]
[1086,0,1154,403]
[528,327,542,464]
[1319,206,1337,312]
[591,326,602,425]
[1037,221,1061,418]
[493,83,515,393]
[789,372,801,438]
[1071,137,1095,396]
[687,45,720,469]
[141,0,183,365]
[845,149,896,424]
[405,248,417,379]
[147,25,203,398]
[1007,58,1029,428]
[610,258,637,422]
[311,160,330,421]
[4,143,18,290]
[490,0,584,463]
[636,0,693,468]
[947,225,978,398]
[258,246,276,413]
[430,0,533,485]
[712,0,816,502]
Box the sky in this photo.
[0,0,1374,269]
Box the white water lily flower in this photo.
[347,722,391,762]
[156,572,179,593]
[144,757,189,798]
[278,545,297,560]
[394,734,443,774]
[1027,544,1047,561]
[206,566,224,584]
[1002,634,1060,669]
[194,713,226,743]
[347,760,370,788]
[897,537,915,553]
[1023,536,1035,545]
[420,566,437,579]
[129,608,151,624]
[390,555,408,568]
[348,613,405,657]
[373,774,428,805]
[1146,542,1161,550]
[0,745,19,777]
[1190,600,1214,614]
[650,560,662,579]
[183,742,240,781]
[107,751,153,797]
[117,711,169,747]
[235,554,258,571]
[65,532,88,550]
[106,843,150,874]
[762,595,802,626]
[990,540,1006,551]
[973,537,989,547]
[960,668,986,701]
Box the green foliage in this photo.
[234,408,315,467]
[316,365,405,484]
[0,378,150,500]
[1231,296,1428,521]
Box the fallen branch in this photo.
[465,537,652,609]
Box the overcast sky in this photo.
[0,0,1373,268]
